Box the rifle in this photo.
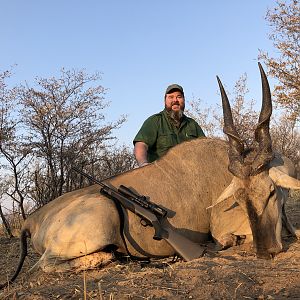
[72,167,206,261]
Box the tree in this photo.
[0,69,19,151]
[259,0,300,118]
[0,180,14,238]
[187,71,300,168]
[71,145,137,189]
[185,97,220,138]
[258,0,300,167]
[0,67,137,226]
[97,145,137,178]
[220,74,259,148]
[271,111,300,163]
[0,69,32,219]
[19,69,127,204]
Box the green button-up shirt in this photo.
[133,109,205,162]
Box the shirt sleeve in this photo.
[189,118,205,137]
[133,115,159,148]
[195,122,206,137]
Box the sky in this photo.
[0,0,278,147]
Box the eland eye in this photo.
[269,187,276,198]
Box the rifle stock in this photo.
[161,225,206,261]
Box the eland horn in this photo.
[217,76,245,177]
[254,63,272,154]
[252,63,274,170]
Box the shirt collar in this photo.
[163,109,187,128]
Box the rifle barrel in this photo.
[71,167,104,187]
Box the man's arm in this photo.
[134,142,149,167]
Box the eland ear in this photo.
[206,178,241,210]
[269,167,300,189]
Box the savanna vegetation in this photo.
[0,1,300,299]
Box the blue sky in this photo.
[0,1,277,146]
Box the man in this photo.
[133,84,205,167]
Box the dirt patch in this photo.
[0,198,299,300]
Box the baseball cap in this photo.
[165,84,184,95]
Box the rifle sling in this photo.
[109,195,154,262]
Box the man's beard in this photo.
[165,107,184,128]
[169,109,183,122]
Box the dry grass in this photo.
[0,197,299,299]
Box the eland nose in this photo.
[256,243,282,259]
[268,244,283,255]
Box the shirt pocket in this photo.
[184,128,198,139]
[157,133,177,152]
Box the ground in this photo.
[0,197,299,300]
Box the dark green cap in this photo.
[165,84,184,96]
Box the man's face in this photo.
[165,90,185,112]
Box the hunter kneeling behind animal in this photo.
[133,84,205,167]
[1,64,300,290]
